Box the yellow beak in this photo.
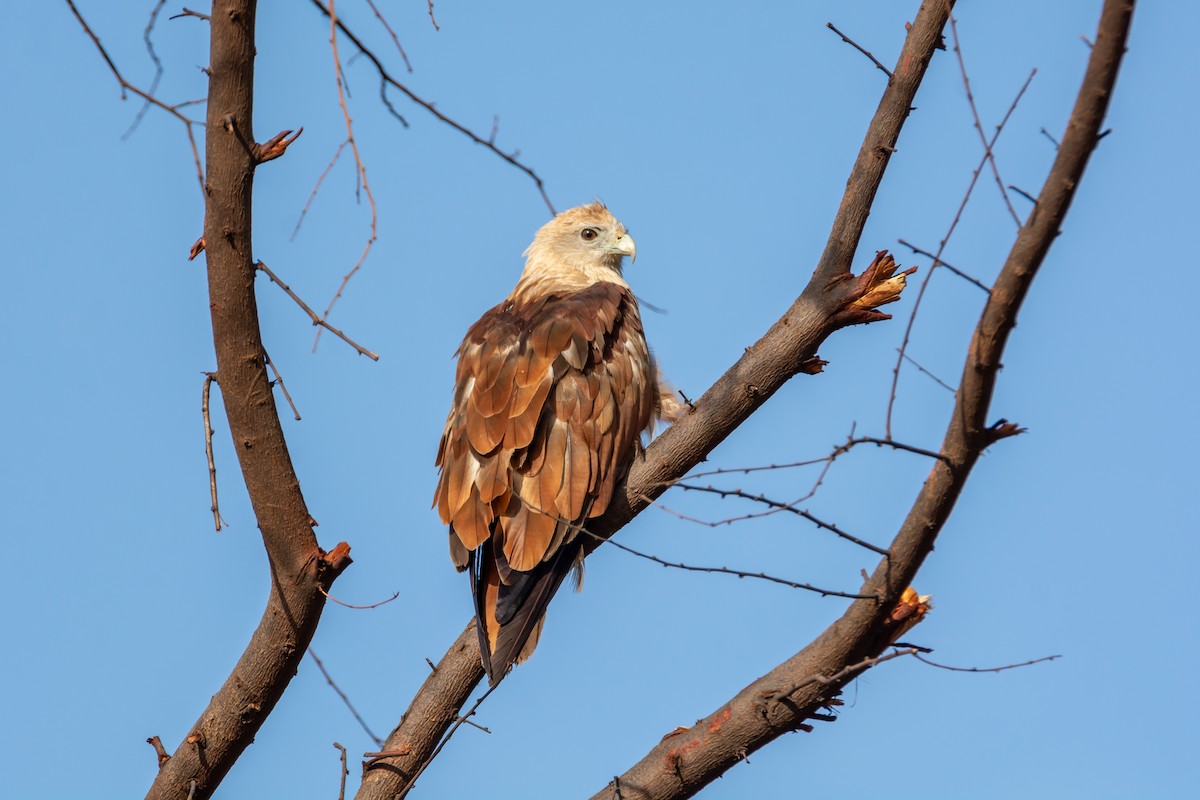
[613,233,637,263]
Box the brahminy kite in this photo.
[434,202,676,684]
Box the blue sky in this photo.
[2,1,1196,798]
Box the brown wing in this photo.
[434,282,656,683]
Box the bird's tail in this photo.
[470,541,579,685]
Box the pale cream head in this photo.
[519,202,637,289]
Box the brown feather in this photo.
[471,354,518,419]
[434,203,661,684]
[452,485,491,551]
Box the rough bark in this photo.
[589,1,1134,797]
[355,2,956,798]
[355,623,485,798]
[146,3,350,798]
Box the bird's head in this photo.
[520,202,637,288]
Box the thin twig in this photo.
[307,0,556,214]
[657,500,799,531]
[393,685,498,799]
[683,455,834,480]
[318,585,400,610]
[255,260,380,360]
[309,649,384,746]
[679,422,857,481]
[661,441,841,530]
[675,484,890,556]
[364,0,412,72]
[768,648,919,702]
[201,373,225,532]
[897,238,990,292]
[1008,185,1038,204]
[524,493,878,596]
[170,7,211,21]
[333,742,349,800]
[124,0,167,140]
[426,0,440,31]
[263,350,301,420]
[900,352,956,393]
[914,652,1061,673]
[1039,126,1060,149]
[826,22,893,78]
[599,534,879,599]
[292,139,349,240]
[950,16,1023,227]
[314,0,379,351]
[837,436,949,464]
[885,67,1036,437]
[66,0,205,194]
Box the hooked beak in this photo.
[612,233,637,264]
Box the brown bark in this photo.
[355,2,957,798]
[355,623,485,798]
[588,1,1134,797]
[145,3,350,798]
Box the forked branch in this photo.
[355,3,954,798]
[590,1,1132,796]
[145,3,353,798]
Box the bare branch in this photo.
[314,0,378,351]
[65,0,205,193]
[673,483,890,556]
[826,21,894,78]
[592,2,1133,796]
[306,0,556,214]
[263,350,301,420]
[292,139,349,240]
[886,65,1036,436]
[170,7,211,22]
[124,0,167,139]
[426,0,440,31]
[201,372,225,532]
[363,0,413,72]
[899,351,956,392]
[1008,184,1038,204]
[310,650,384,747]
[333,742,349,800]
[256,260,381,360]
[950,16,1024,226]
[914,652,1061,673]
[355,623,486,800]
[391,685,499,799]
[359,8,955,797]
[317,585,400,610]
[838,435,949,463]
[609,537,883,599]
[146,4,355,797]
[767,647,920,703]
[897,237,990,292]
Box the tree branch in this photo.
[355,3,954,798]
[306,0,556,214]
[146,3,352,798]
[354,623,485,799]
[589,1,1133,796]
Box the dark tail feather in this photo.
[467,545,499,680]
[474,542,579,686]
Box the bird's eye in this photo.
[580,228,598,241]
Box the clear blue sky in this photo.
[2,2,1195,798]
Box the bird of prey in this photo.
[434,202,675,685]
